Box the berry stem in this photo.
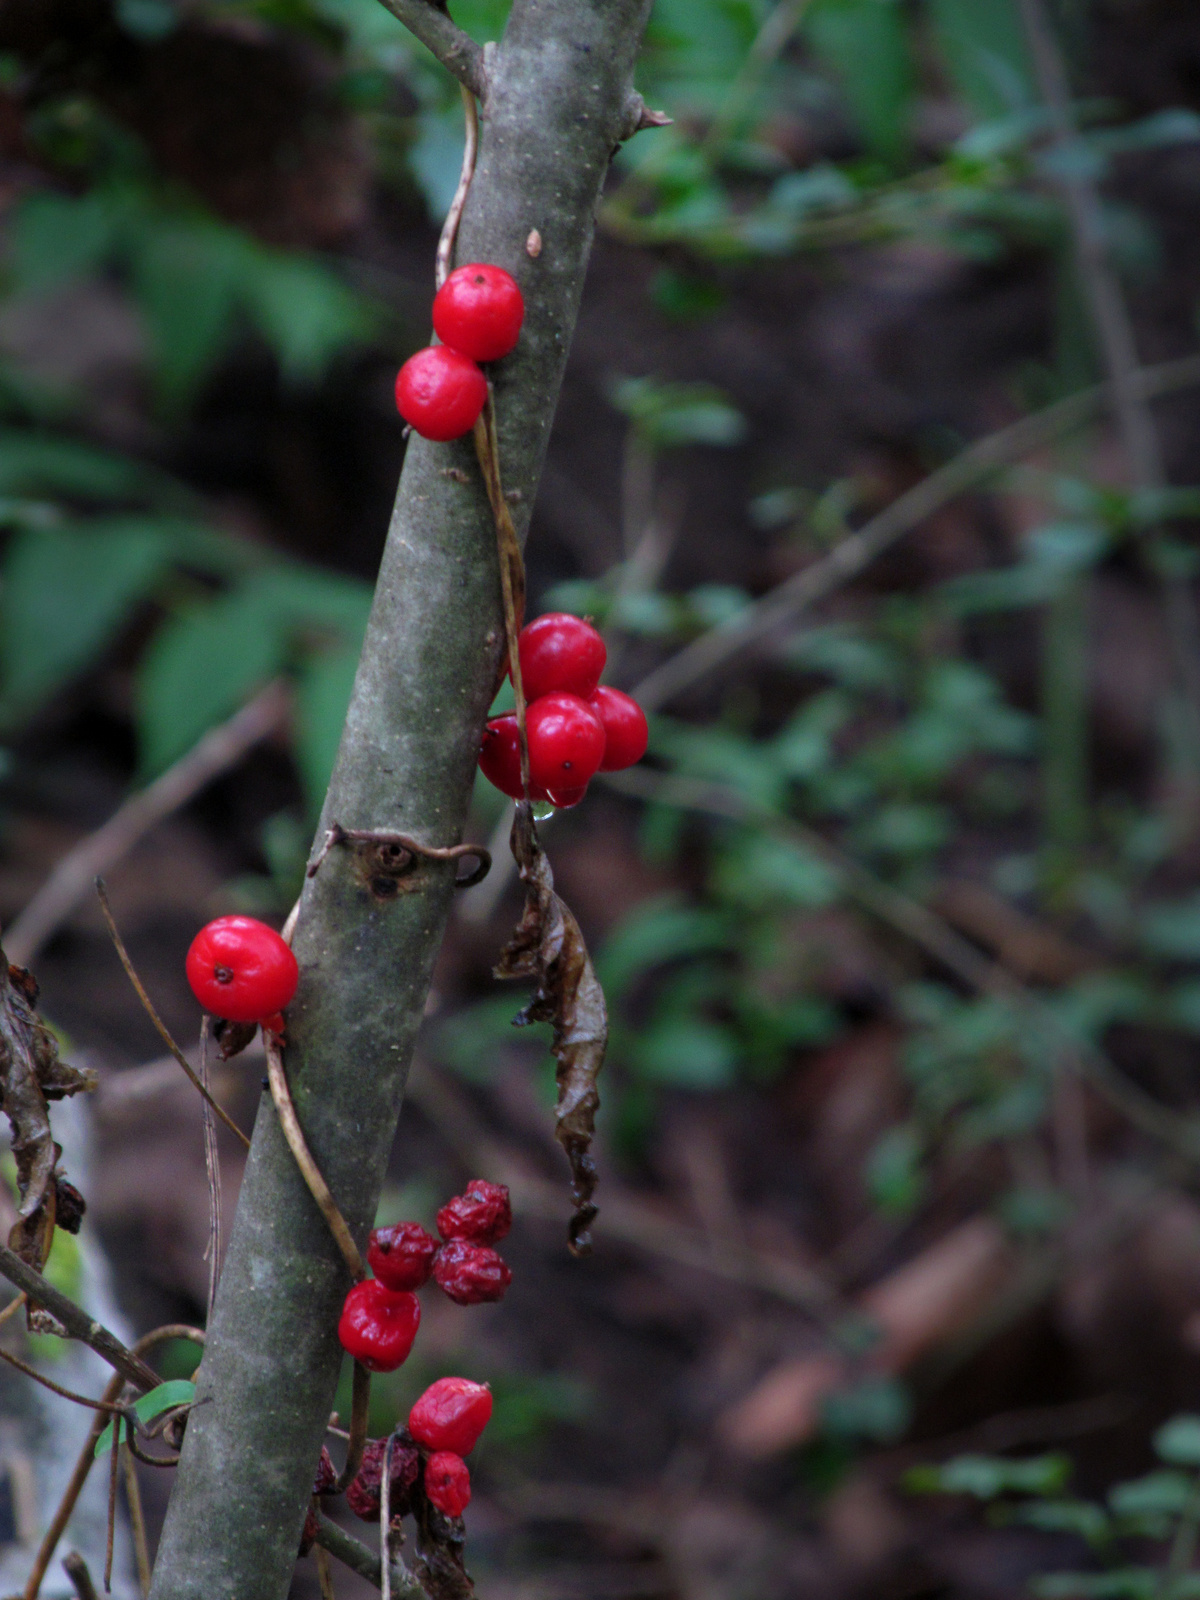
[264,1034,366,1282]
[435,84,480,292]
[333,1360,372,1493]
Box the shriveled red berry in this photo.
[479,714,550,802]
[313,1445,337,1496]
[526,692,606,792]
[589,686,649,771]
[433,1239,512,1305]
[436,1181,512,1246]
[424,1451,471,1518]
[432,263,524,364]
[337,1281,420,1372]
[346,1436,421,1521]
[368,1221,439,1292]
[299,1501,319,1556]
[517,613,606,702]
[395,346,487,441]
[186,915,298,1025]
[409,1377,493,1456]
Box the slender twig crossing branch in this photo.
[371,0,486,97]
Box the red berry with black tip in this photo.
[437,1181,512,1246]
[346,1436,421,1522]
[433,1240,512,1305]
[424,1451,471,1518]
[337,1281,420,1372]
[526,692,606,793]
[409,1377,493,1455]
[368,1221,439,1292]
[517,613,606,701]
[395,346,487,441]
[479,714,550,802]
[433,263,524,364]
[589,686,649,771]
[186,915,298,1025]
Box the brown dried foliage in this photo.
[494,805,608,1255]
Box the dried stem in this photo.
[264,1034,366,1281]
[104,1421,120,1592]
[5,682,288,968]
[380,1433,396,1600]
[315,1543,336,1600]
[306,822,490,888]
[333,1361,371,1493]
[0,1342,125,1410]
[630,354,1200,712]
[436,85,480,290]
[22,1324,204,1600]
[198,1018,222,1324]
[0,1290,26,1329]
[474,390,530,792]
[122,1444,152,1598]
[94,879,250,1151]
[62,1554,99,1600]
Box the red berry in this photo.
[424,1451,471,1518]
[526,692,606,792]
[548,785,587,808]
[186,915,298,1025]
[479,714,550,802]
[433,1240,512,1305]
[436,1181,512,1246]
[408,1377,493,1455]
[517,613,606,701]
[433,263,525,364]
[368,1222,439,1292]
[589,686,649,771]
[395,346,487,441]
[346,1436,420,1522]
[337,1281,420,1372]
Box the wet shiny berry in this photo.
[589,686,649,771]
[408,1377,493,1456]
[432,263,524,364]
[186,915,298,1025]
[436,1181,512,1246]
[433,1239,512,1305]
[394,346,487,441]
[424,1451,471,1518]
[479,714,550,802]
[368,1221,439,1292]
[337,1281,421,1372]
[517,613,606,702]
[526,692,606,792]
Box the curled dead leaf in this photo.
[494,805,607,1255]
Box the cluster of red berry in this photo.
[480,613,648,806]
[394,263,524,441]
[307,1374,491,1534]
[185,913,298,1032]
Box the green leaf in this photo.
[10,191,119,294]
[630,1015,739,1089]
[0,430,189,507]
[927,0,1033,121]
[1016,1499,1110,1543]
[806,0,915,165]
[136,581,289,774]
[596,896,734,1001]
[95,1379,195,1459]
[1109,1468,1193,1521]
[295,643,360,815]
[244,252,372,385]
[904,1451,1071,1500]
[1033,1573,1160,1600]
[608,376,747,448]
[1155,1415,1200,1466]
[131,217,245,408]
[1140,895,1200,961]
[0,519,170,722]
[822,1375,911,1443]
[866,1123,925,1217]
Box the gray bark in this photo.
[147,4,652,1596]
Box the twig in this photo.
[22,1324,204,1600]
[333,1361,371,1493]
[264,1034,366,1281]
[601,767,1200,1163]
[104,1419,119,1592]
[370,0,486,97]
[436,85,480,290]
[315,1542,337,1600]
[62,1554,98,1600]
[629,354,1200,712]
[0,1342,124,1411]
[306,822,490,888]
[474,390,532,790]
[121,1442,151,1598]
[314,1514,426,1600]
[198,1017,222,1324]
[5,682,289,968]
[94,879,251,1152]
[380,1433,397,1600]
[0,1291,26,1329]
[0,1243,160,1392]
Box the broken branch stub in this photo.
[494,805,606,1254]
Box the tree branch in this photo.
[373,0,486,98]
[148,4,655,1596]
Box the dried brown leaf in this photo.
[0,952,96,1270]
[494,805,607,1255]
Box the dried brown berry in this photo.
[345,1436,420,1522]
[433,1239,512,1306]
[298,1500,319,1556]
[312,1445,337,1496]
[54,1177,86,1234]
[436,1181,512,1246]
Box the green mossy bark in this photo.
[147,4,652,1597]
